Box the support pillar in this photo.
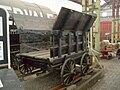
[111,0,115,43]
[95,0,100,50]
[82,0,87,12]
[115,0,119,43]
[88,0,93,50]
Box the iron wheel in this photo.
[80,53,91,75]
[61,58,76,85]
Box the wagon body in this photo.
[17,7,96,85]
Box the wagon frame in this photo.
[17,7,96,85]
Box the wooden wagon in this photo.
[17,7,96,85]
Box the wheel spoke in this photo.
[25,67,28,74]
[64,69,70,73]
[82,64,88,73]
[20,67,24,71]
[65,64,70,70]
[82,63,86,65]
[26,68,29,73]
[72,63,75,70]
[72,68,76,72]
[63,73,71,78]
[66,75,74,85]
[66,76,71,85]
[23,68,26,74]
[82,66,86,73]
[64,74,72,84]
[64,74,70,83]
[70,61,74,69]
[20,65,26,74]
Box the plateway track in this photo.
[51,68,94,90]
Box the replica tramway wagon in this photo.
[17,7,96,85]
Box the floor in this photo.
[22,71,61,90]
[89,57,120,90]
[21,57,120,90]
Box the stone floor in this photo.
[88,57,120,90]
[21,57,120,90]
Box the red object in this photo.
[100,21,112,41]
[100,21,120,41]
[100,50,112,56]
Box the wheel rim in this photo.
[61,58,76,85]
[80,53,91,75]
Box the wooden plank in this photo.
[36,54,50,59]
[34,52,50,57]
[20,50,49,57]
[25,51,49,57]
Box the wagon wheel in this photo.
[19,64,32,75]
[80,53,91,75]
[61,58,76,85]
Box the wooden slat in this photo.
[20,50,49,57]
[25,51,49,57]
[36,54,50,59]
